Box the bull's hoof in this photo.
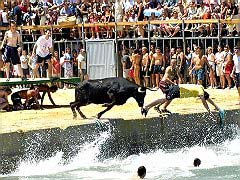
[82,116,87,119]
[97,114,101,119]
[141,107,148,117]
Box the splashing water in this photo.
[2,128,240,180]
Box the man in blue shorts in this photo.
[0,21,25,81]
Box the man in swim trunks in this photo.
[141,47,150,87]
[152,47,165,88]
[0,21,25,81]
[141,59,225,121]
[189,46,213,85]
[141,59,181,115]
[176,46,185,83]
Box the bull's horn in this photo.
[138,87,146,93]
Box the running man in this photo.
[33,29,53,78]
[141,59,181,116]
[141,59,225,121]
[0,21,25,81]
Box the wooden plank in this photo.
[0,77,80,86]
[1,19,240,31]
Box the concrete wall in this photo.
[1,109,239,174]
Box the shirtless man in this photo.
[141,59,225,122]
[149,44,155,87]
[141,59,181,115]
[131,49,141,85]
[0,21,24,81]
[152,47,165,88]
[141,47,150,87]
[11,88,40,110]
[170,47,178,83]
[176,46,185,83]
[189,47,212,85]
[30,84,58,106]
[0,87,12,110]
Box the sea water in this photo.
[1,128,240,180]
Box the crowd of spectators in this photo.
[0,0,240,41]
[121,43,240,90]
[0,0,239,91]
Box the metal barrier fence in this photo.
[1,20,240,78]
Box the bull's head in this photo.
[134,87,146,107]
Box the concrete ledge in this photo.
[1,109,239,174]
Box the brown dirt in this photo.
[0,88,239,134]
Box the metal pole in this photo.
[115,22,118,77]
[182,20,186,55]
[148,20,151,51]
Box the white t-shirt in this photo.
[36,35,53,57]
[20,55,29,69]
[60,53,72,69]
[2,12,8,23]
[77,54,86,70]
[215,52,224,62]
[233,54,240,73]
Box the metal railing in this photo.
[1,19,240,78]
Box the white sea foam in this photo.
[2,130,240,180]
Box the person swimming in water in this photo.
[193,158,201,167]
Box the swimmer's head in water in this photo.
[137,166,146,179]
[193,158,201,167]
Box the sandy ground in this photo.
[0,88,239,134]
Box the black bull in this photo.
[69,77,147,119]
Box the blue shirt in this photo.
[53,0,64,6]
[60,7,73,16]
